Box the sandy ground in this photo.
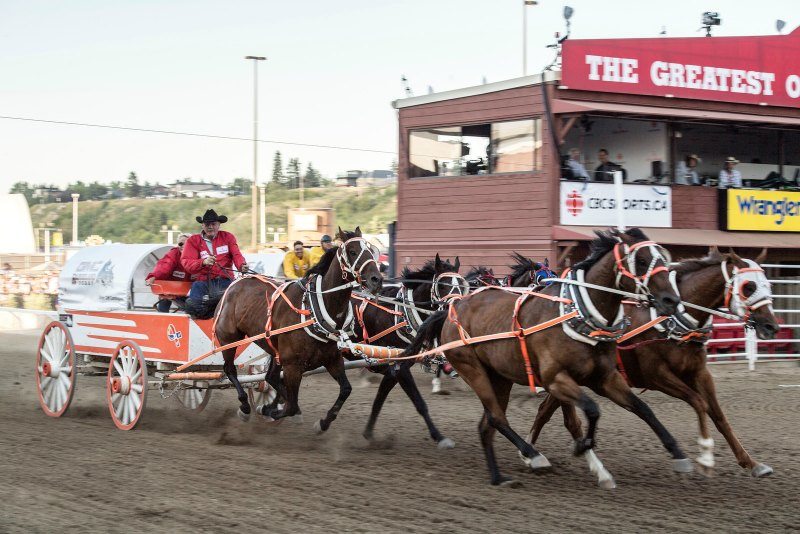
[2,330,799,533]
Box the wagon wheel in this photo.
[176,387,212,412]
[107,341,148,430]
[36,321,77,417]
[247,363,283,425]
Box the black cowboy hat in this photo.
[196,209,228,224]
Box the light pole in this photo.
[245,55,267,250]
[259,184,267,245]
[522,0,538,76]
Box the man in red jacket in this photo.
[145,232,192,312]
[181,209,248,317]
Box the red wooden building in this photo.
[392,30,800,274]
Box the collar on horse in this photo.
[560,269,631,345]
[300,274,356,343]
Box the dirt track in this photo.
[2,331,799,533]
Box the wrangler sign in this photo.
[721,189,800,232]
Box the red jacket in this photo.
[146,247,193,281]
[181,230,246,281]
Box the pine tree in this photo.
[124,172,141,198]
[271,151,285,186]
[286,158,301,189]
[304,162,321,188]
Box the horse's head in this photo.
[612,228,679,316]
[508,253,556,287]
[336,226,383,295]
[723,248,779,340]
[465,266,501,288]
[431,254,469,305]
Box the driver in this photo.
[181,209,248,315]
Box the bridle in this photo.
[613,240,672,295]
[431,271,470,304]
[336,237,380,287]
[722,258,773,322]
[530,263,556,287]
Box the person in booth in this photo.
[566,148,590,180]
[145,232,193,312]
[675,154,702,186]
[593,148,626,182]
[181,209,248,317]
[718,156,743,189]
[308,234,334,267]
[282,240,312,279]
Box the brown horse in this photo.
[525,248,779,483]
[351,254,467,448]
[214,227,382,432]
[405,228,688,486]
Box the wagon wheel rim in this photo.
[176,387,212,412]
[106,341,148,430]
[247,363,283,425]
[36,321,77,417]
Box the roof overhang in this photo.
[551,99,800,127]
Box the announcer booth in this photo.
[392,28,800,272]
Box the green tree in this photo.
[229,177,252,195]
[286,158,301,189]
[9,181,35,204]
[304,162,321,188]
[272,151,285,186]
[87,181,108,200]
[125,172,141,198]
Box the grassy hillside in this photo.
[30,184,397,244]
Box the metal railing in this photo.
[706,263,800,369]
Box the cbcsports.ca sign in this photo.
[560,183,671,227]
[721,189,800,232]
[561,29,800,108]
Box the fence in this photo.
[706,264,800,369]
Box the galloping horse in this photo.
[214,227,382,432]
[406,228,689,486]
[351,254,468,448]
[525,248,779,482]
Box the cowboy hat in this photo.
[687,154,701,162]
[725,157,739,165]
[196,209,228,224]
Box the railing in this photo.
[706,263,800,369]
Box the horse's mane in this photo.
[573,228,648,271]
[672,250,728,279]
[401,257,456,289]
[508,252,538,280]
[465,265,493,280]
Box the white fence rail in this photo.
[706,263,799,369]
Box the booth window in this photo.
[409,119,540,177]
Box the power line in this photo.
[0,114,396,155]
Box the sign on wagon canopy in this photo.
[561,28,800,108]
[560,182,671,227]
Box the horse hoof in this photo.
[525,453,552,470]
[751,463,774,477]
[672,458,694,473]
[598,477,617,490]
[237,407,251,422]
[313,419,325,434]
[362,431,374,442]
[437,437,456,449]
[492,476,521,488]
[288,414,304,424]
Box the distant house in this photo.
[167,181,233,198]
[335,169,397,187]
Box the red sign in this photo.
[562,28,800,108]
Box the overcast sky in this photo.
[1,0,797,188]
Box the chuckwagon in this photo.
[34,244,280,430]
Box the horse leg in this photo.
[222,348,251,421]
[261,363,302,421]
[594,371,693,473]
[395,364,455,448]
[362,371,398,442]
[314,357,352,433]
[646,365,715,472]
[693,368,772,477]
[546,371,601,456]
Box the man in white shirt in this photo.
[718,157,743,189]
[675,154,701,186]
[566,148,590,180]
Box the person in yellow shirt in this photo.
[308,234,335,267]
[283,241,312,279]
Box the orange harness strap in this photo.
[351,295,408,343]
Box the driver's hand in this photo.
[240,263,249,273]
[145,277,154,286]
[202,256,216,266]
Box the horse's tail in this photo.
[404,309,447,356]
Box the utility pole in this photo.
[70,194,80,246]
[245,55,267,250]
[522,1,538,76]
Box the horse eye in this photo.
[742,281,756,297]
[349,249,356,257]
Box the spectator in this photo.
[566,148,590,180]
[718,157,743,189]
[283,241,312,279]
[593,148,625,182]
[308,235,334,267]
[675,154,702,186]
[181,209,248,316]
[145,232,192,312]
